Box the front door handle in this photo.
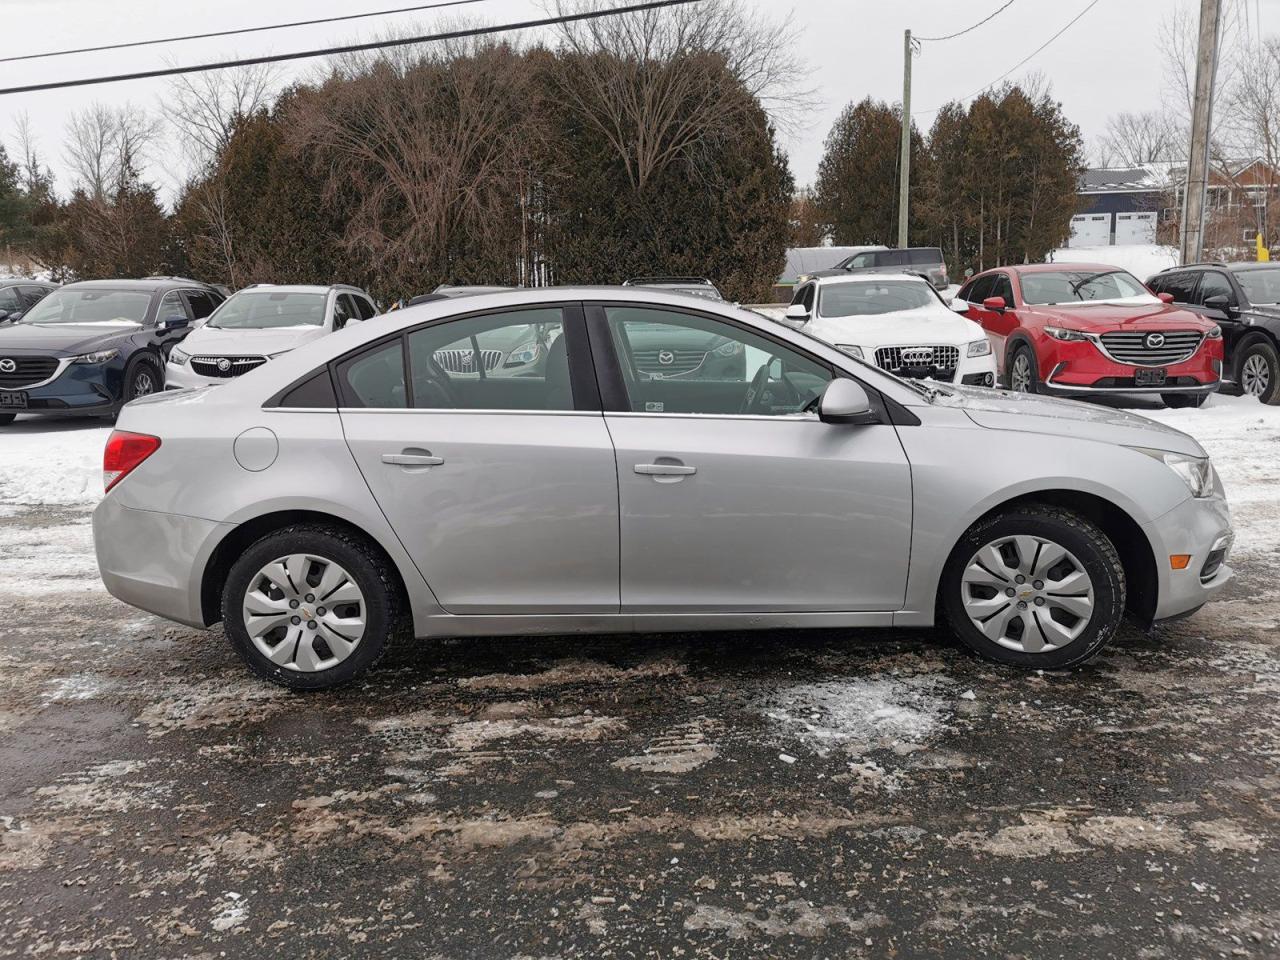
[383,452,444,467]
[634,463,696,476]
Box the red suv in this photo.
[957,263,1224,408]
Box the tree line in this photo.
[811,83,1087,276]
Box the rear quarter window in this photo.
[908,248,943,264]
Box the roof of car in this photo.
[0,278,56,287]
[808,272,932,286]
[61,278,218,292]
[238,283,366,295]
[1001,263,1127,275]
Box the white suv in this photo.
[785,274,997,387]
[166,284,378,388]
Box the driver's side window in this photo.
[603,306,833,417]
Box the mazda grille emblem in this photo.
[0,359,14,374]
[658,350,675,366]
[216,358,232,372]
[1146,333,1166,349]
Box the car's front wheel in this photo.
[941,506,1126,669]
[1237,337,1280,405]
[1007,344,1037,393]
[223,524,405,690]
[125,358,162,401]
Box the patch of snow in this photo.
[1048,244,1179,282]
[0,515,101,595]
[0,421,109,507]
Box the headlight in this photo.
[1044,326,1092,342]
[169,347,190,365]
[1206,325,1222,339]
[1134,448,1222,499]
[835,344,864,360]
[70,349,119,364]
[504,342,540,366]
[967,339,992,357]
[713,340,744,358]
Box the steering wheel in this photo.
[415,354,460,408]
[738,360,802,415]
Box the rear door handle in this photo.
[634,463,696,476]
[383,453,444,466]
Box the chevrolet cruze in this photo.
[93,288,1234,689]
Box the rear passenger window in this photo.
[338,339,406,408]
[406,308,571,411]
[878,250,910,267]
[909,248,942,264]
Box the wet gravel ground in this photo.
[0,503,1277,959]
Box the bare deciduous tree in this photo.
[64,103,161,198]
[1096,111,1180,167]
[164,63,279,173]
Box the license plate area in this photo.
[1134,368,1167,386]
[0,391,28,409]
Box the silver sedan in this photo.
[93,288,1234,689]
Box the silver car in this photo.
[93,288,1234,690]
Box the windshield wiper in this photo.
[1069,270,1121,294]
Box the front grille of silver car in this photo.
[874,344,960,375]
[0,355,60,389]
[190,355,269,379]
[433,348,503,374]
[1098,331,1203,366]
[633,349,708,377]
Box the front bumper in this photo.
[0,358,125,416]
[165,362,236,390]
[1039,337,1223,396]
[1143,494,1233,621]
[93,497,231,628]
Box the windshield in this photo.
[1236,267,1280,305]
[818,280,937,317]
[208,292,326,329]
[21,288,151,325]
[1020,269,1151,305]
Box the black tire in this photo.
[1236,336,1280,405]
[940,506,1126,670]
[124,356,162,401]
[222,524,407,691]
[1006,342,1038,393]
[1162,392,1208,409]
[0,413,14,426]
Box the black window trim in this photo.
[269,300,600,412]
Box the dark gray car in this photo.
[807,248,949,290]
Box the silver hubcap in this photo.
[960,535,1095,654]
[1241,353,1270,397]
[242,554,367,672]
[133,371,155,397]
[1010,354,1032,392]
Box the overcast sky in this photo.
[3,0,1279,204]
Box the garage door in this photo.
[1115,211,1156,245]
[1069,213,1111,247]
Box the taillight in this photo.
[103,430,161,492]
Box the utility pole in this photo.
[1181,0,1222,265]
[898,29,912,249]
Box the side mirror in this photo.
[819,378,878,425]
[1157,291,1175,304]
[158,314,189,331]
[982,296,1006,312]
[1202,294,1235,313]
[949,298,970,313]
[784,303,810,323]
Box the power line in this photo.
[914,1,1018,42]
[914,0,1103,117]
[0,0,491,65]
[0,0,702,97]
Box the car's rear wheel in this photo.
[1008,344,1037,393]
[1238,337,1280,405]
[1162,392,1208,409]
[223,524,404,690]
[941,506,1125,669]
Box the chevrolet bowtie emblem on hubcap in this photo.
[0,358,15,373]
[1146,332,1166,349]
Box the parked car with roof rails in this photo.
[1147,261,1280,404]
[804,247,950,290]
[0,279,58,326]
[95,286,1232,689]
[624,277,723,301]
[784,273,996,386]
[166,284,377,389]
[956,263,1223,408]
[0,277,223,425]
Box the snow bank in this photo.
[1049,244,1179,282]
[0,420,109,507]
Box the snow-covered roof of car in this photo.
[235,284,360,295]
[806,272,934,287]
